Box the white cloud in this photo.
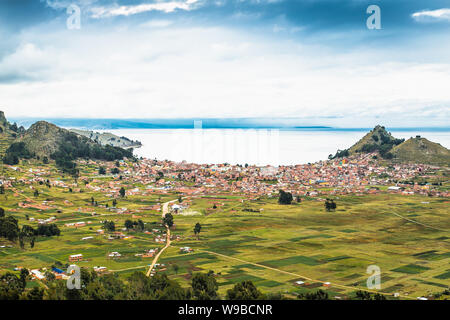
[412,8,450,22]
[0,22,449,127]
[140,19,174,28]
[90,0,201,18]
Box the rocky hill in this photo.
[1,112,134,173]
[19,121,72,158]
[331,125,449,166]
[348,125,404,155]
[391,136,450,166]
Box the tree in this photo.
[98,167,106,175]
[278,190,293,205]
[163,213,174,228]
[103,220,115,232]
[111,167,120,175]
[226,281,264,300]
[45,271,56,282]
[191,271,219,300]
[0,273,24,300]
[298,289,329,300]
[25,287,44,300]
[119,187,126,197]
[194,223,202,240]
[324,199,337,212]
[0,216,20,241]
[124,219,134,230]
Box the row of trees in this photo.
[124,219,145,231]
[0,207,60,249]
[0,267,276,300]
[2,142,33,165]
[98,167,120,175]
[50,132,133,175]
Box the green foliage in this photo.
[278,190,293,205]
[50,131,133,175]
[0,273,24,300]
[330,149,349,159]
[226,281,264,300]
[103,220,116,232]
[298,289,329,300]
[324,199,337,212]
[111,167,120,174]
[163,213,174,228]
[194,222,202,238]
[125,219,145,231]
[3,142,33,165]
[355,290,386,300]
[0,215,19,241]
[35,224,60,237]
[191,271,219,300]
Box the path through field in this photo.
[198,249,415,300]
[145,199,177,277]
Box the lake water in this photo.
[107,129,450,166]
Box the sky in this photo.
[0,0,449,127]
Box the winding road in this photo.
[145,199,177,277]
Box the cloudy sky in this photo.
[0,0,449,127]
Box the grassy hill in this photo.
[391,136,450,167]
[331,125,449,166]
[1,112,134,173]
[19,121,73,158]
[348,125,403,155]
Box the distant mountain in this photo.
[70,129,141,149]
[391,136,450,166]
[1,112,134,174]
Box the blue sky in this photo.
[0,0,449,127]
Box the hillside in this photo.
[1,112,134,173]
[331,125,404,159]
[348,125,403,155]
[391,136,450,167]
[331,125,449,166]
[70,129,141,149]
[19,121,73,158]
[0,111,24,157]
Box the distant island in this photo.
[70,129,142,150]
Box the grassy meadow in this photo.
[0,160,449,299]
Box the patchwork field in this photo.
[1,161,448,300]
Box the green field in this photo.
[0,160,449,299]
